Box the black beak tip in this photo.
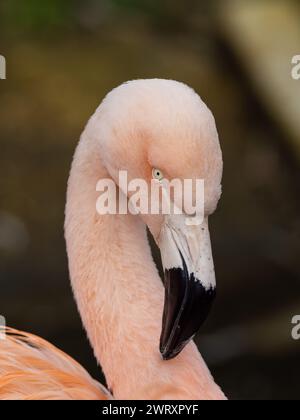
[160,344,186,361]
[161,350,175,361]
[160,266,216,360]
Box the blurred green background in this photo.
[0,0,300,400]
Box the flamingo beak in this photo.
[158,215,216,360]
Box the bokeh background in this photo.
[0,0,300,400]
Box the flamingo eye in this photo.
[152,168,164,181]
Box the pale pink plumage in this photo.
[0,80,226,400]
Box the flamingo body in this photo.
[0,328,111,400]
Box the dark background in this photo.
[0,0,299,400]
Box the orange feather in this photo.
[0,327,111,400]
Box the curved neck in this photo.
[65,131,225,400]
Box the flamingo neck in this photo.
[65,131,225,400]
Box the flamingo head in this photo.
[90,79,223,360]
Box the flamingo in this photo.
[0,79,225,400]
